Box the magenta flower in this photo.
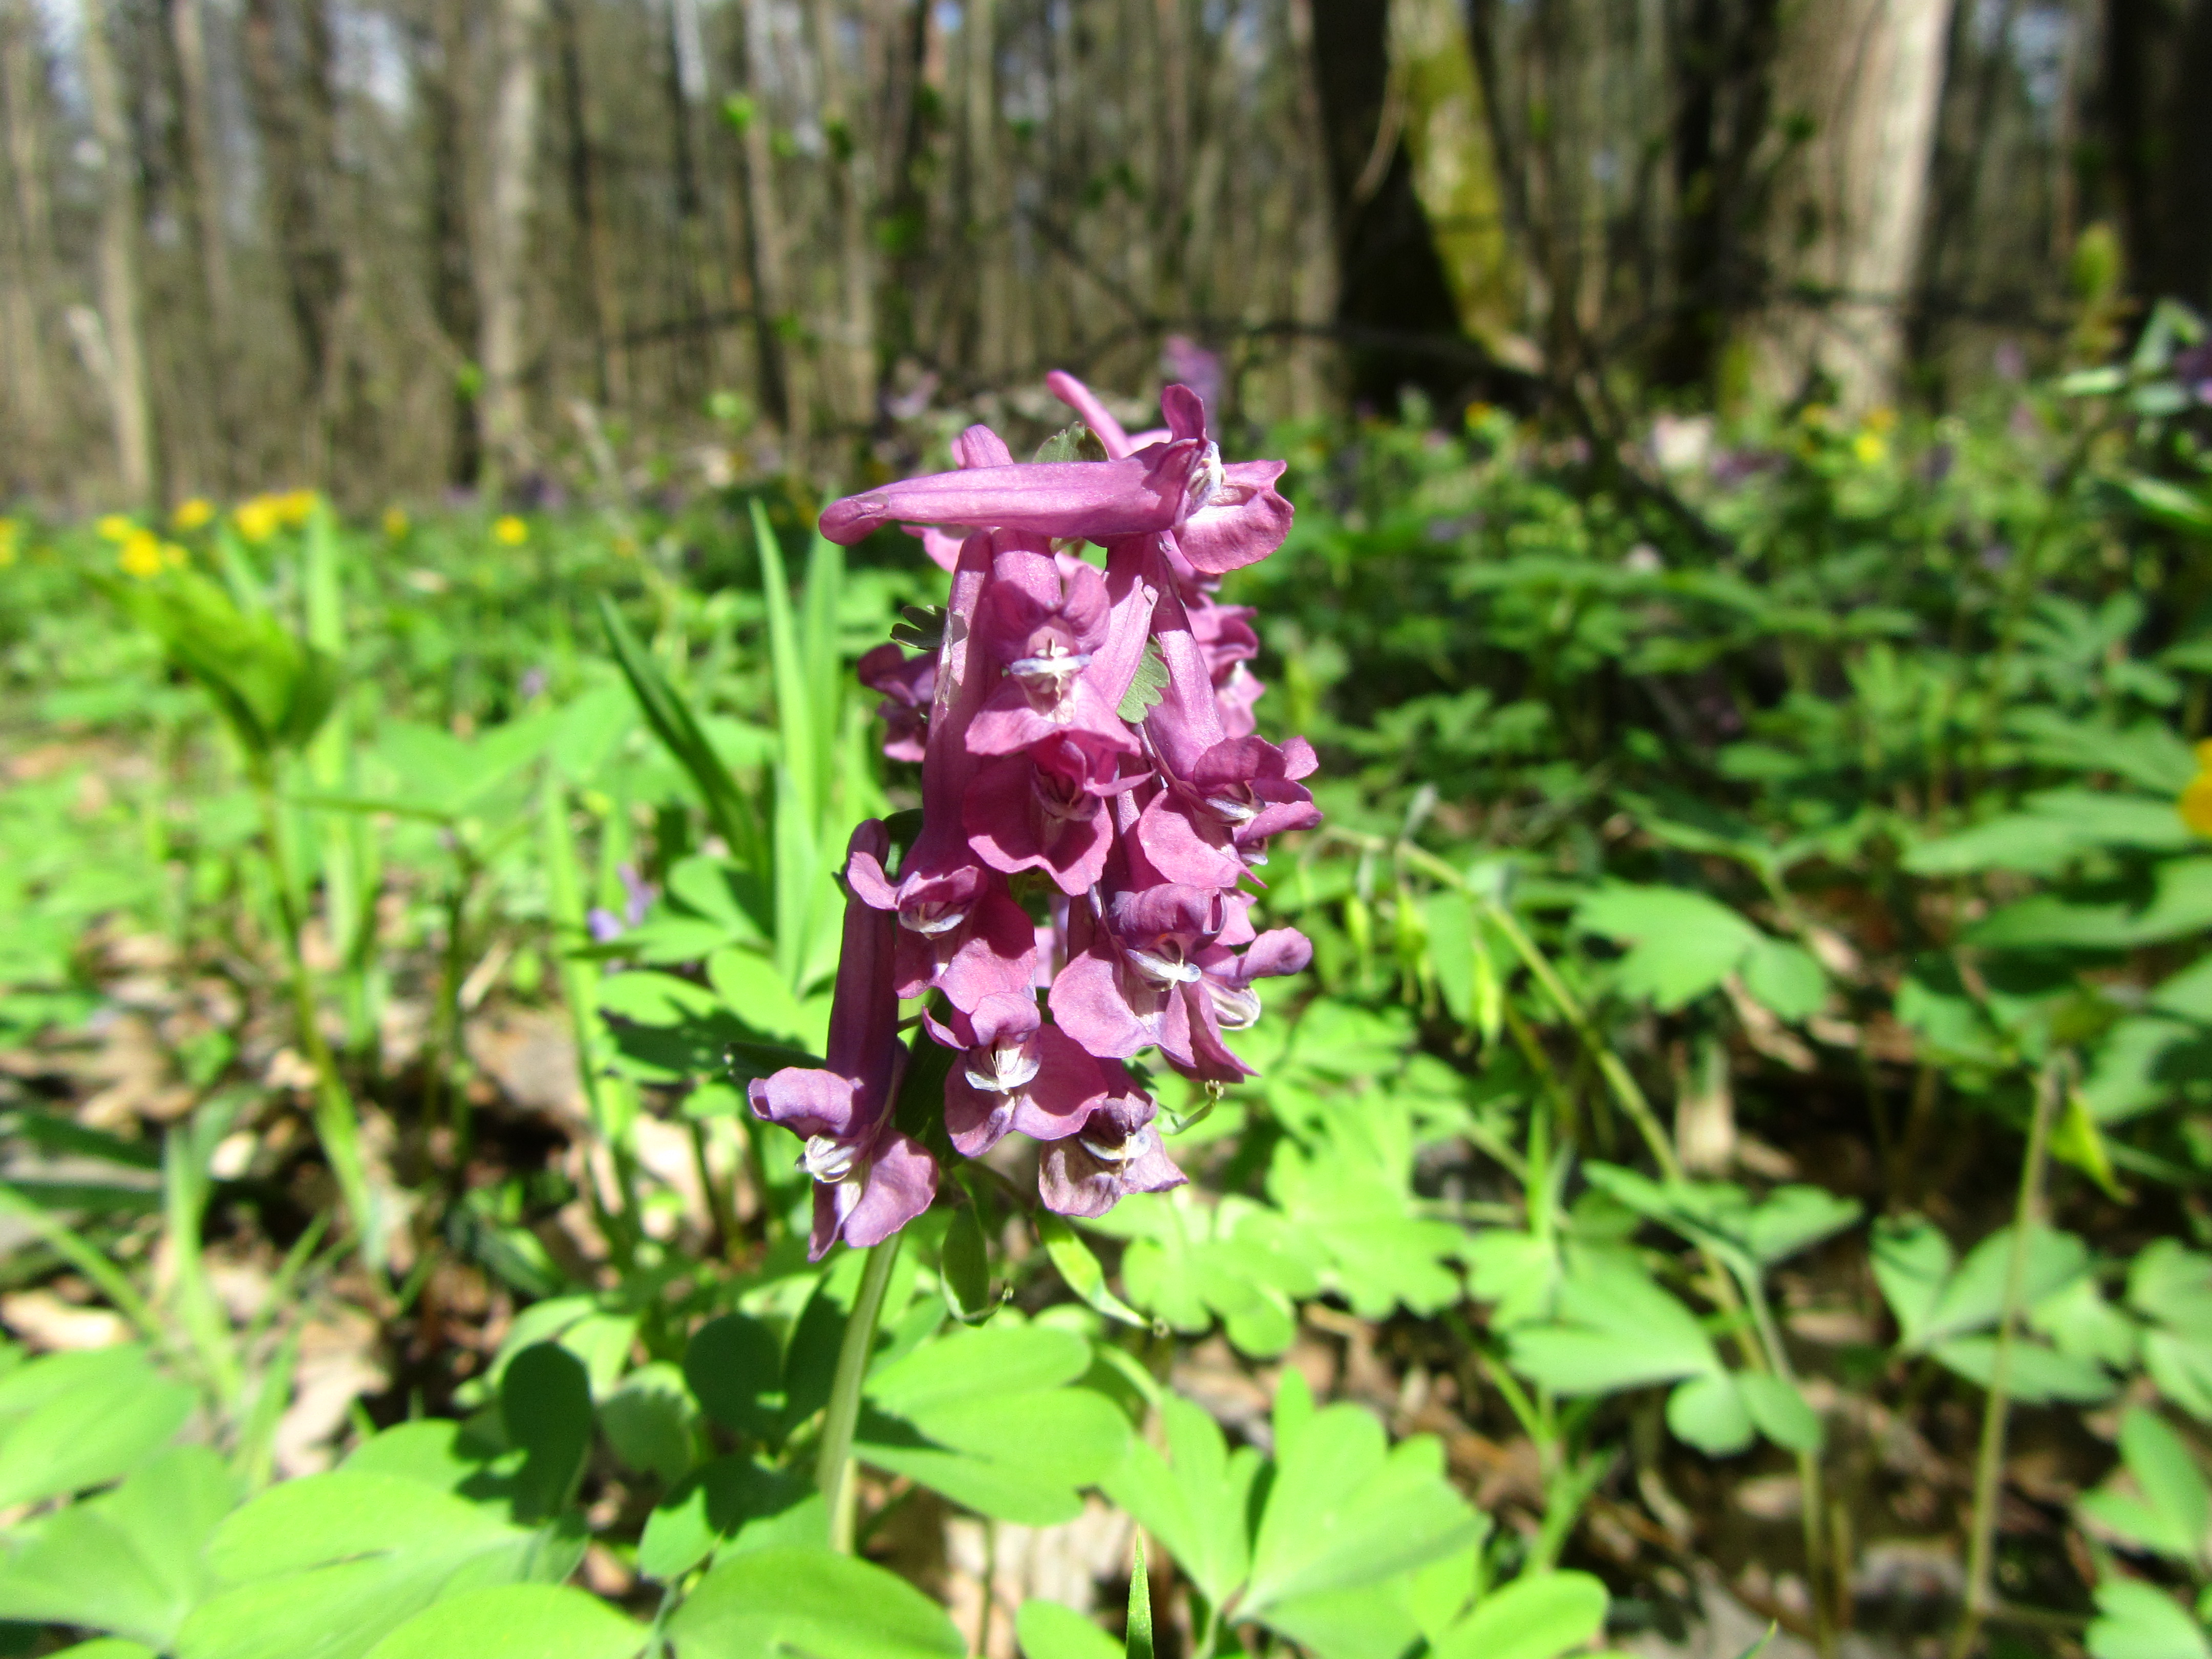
[747,821,938,1260]
[1038,1078,1187,1219]
[928,991,1108,1156]
[768,367,1314,1249]
[857,642,934,763]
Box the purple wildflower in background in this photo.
[760,370,1316,1258]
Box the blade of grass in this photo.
[597,593,771,917]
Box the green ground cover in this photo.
[5,327,2212,1658]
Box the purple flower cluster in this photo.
[746,372,1318,1260]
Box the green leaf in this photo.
[503,1344,593,1521]
[684,1314,786,1440]
[597,594,768,902]
[1577,885,1760,1009]
[1242,1395,1482,1618]
[1931,1336,2115,1403]
[638,1457,817,1581]
[1508,1257,1721,1395]
[941,1202,995,1325]
[1738,938,1826,1022]
[2082,1409,2209,1561]
[1738,1374,1822,1453]
[0,1345,195,1509]
[599,1362,697,1485]
[1870,1218,1953,1349]
[1665,1375,1754,1456]
[1016,1602,1121,1659]
[1127,1542,1154,1659]
[1117,640,1169,724]
[1039,1214,1147,1327]
[1098,1394,1259,1610]
[0,1445,237,1646]
[2088,1580,2210,1659]
[856,1322,1130,1525]
[180,1471,578,1659]
[1033,422,1110,464]
[1432,1571,1611,1659]
[665,1546,966,1659]
[363,1586,644,1659]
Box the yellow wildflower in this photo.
[493,515,529,547]
[162,542,189,568]
[1852,431,1888,466]
[278,488,317,527]
[118,528,164,579]
[1863,406,1898,435]
[383,506,410,540]
[2183,741,2212,837]
[0,519,17,566]
[234,497,281,543]
[172,497,215,531]
[96,514,135,542]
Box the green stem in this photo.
[818,1235,902,1553]
[256,780,377,1269]
[1950,1056,2064,1659]
[1481,900,1682,1181]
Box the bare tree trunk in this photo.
[476,0,542,488]
[1652,0,1780,393]
[2103,0,2212,316]
[171,0,231,338]
[1752,0,1955,409]
[1392,0,1533,370]
[243,0,348,477]
[962,0,1002,380]
[737,0,803,459]
[551,0,622,406]
[1309,0,1467,408]
[170,0,238,488]
[0,0,54,478]
[79,0,154,503]
[811,0,879,430]
[419,0,480,488]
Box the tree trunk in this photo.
[170,0,238,488]
[737,0,801,457]
[1308,0,1469,410]
[242,0,349,473]
[420,0,480,488]
[79,0,155,503]
[2102,0,2212,315]
[552,0,623,407]
[476,0,542,488]
[962,0,1003,381]
[1392,0,1532,371]
[170,0,231,339]
[1652,0,1780,392]
[0,0,54,479]
[1752,0,1955,409]
[812,0,880,430]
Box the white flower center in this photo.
[1128,943,1203,986]
[965,1040,1040,1095]
[801,1136,859,1182]
[902,898,970,935]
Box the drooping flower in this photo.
[748,821,938,1260]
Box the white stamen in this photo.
[1187,443,1225,516]
[965,1041,1040,1095]
[801,1136,859,1182]
[1128,944,1204,986]
[1207,980,1263,1030]
[902,899,970,936]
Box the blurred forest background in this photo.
[0,0,2201,509]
